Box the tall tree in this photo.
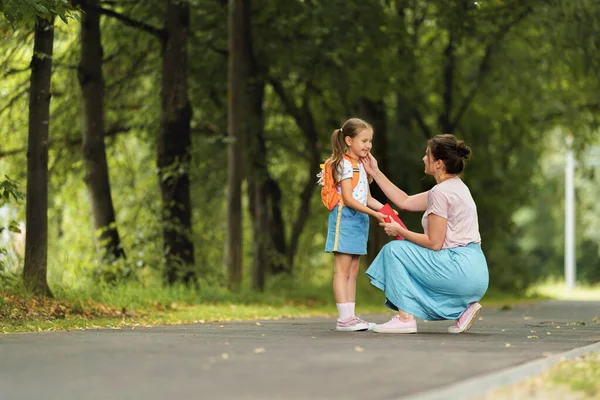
[236,0,270,291]
[158,0,195,285]
[23,16,55,297]
[78,0,126,262]
[359,98,391,265]
[226,0,247,290]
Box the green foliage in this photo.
[0,176,23,273]
[1,0,77,24]
[2,0,600,299]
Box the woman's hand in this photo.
[360,153,380,176]
[379,220,402,237]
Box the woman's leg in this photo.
[398,310,414,321]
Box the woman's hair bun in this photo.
[457,141,471,159]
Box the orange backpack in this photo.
[317,154,360,211]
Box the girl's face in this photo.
[345,128,373,158]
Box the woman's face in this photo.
[423,147,439,176]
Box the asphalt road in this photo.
[1,300,599,400]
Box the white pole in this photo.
[565,135,575,294]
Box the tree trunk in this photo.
[359,99,391,266]
[226,0,250,291]
[287,122,320,270]
[23,17,55,297]
[248,80,269,291]
[158,0,195,285]
[79,0,125,262]
[268,176,288,275]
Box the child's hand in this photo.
[373,211,387,224]
[380,220,401,237]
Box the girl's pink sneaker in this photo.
[447,302,482,334]
[372,315,417,334]
[336,316,370,332]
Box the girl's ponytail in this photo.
[330,128,346,183]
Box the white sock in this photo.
[349,302,356,316]
[336,303,352,320]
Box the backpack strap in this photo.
[342,154,361,190]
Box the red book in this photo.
[378,203,406,240]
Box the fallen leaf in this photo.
[501,329,506,332]
[256,322,262,326]
[221,353,229,360]
[505,343,511,347]
[355,346,364,352]
[555,326,561,329]
[254,347,266,354]
[478,317,483,321]
[527,335,539,339]
[546,331,552,335]
[530,330,536,333]
[261,334,266,337]
[523,316,531,320]
[311,336,316,339]
[219,325,224,328]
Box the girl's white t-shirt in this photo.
[336,158,369,206]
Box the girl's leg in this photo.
[333,252,353,319]
[347,255,360,305]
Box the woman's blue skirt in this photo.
[365,241,489,320]
[325,204,369,255]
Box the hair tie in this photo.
[339,127,343,133]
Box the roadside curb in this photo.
[402,340,600,400]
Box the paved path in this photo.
[1,301,599,400]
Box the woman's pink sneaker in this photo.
[372,315,417,334]
[447,302,482,334]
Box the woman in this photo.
[362,134,489,334]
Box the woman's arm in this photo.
[381,214,448,251]
[340,179,386,223]
[362,153,428,212]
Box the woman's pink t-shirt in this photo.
[421,177,481,249]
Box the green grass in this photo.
[528,279,600,301]
[2,274,594,334]
[483,353,600,399]
[552,353,600,397]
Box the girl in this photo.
[324,118,386,332]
